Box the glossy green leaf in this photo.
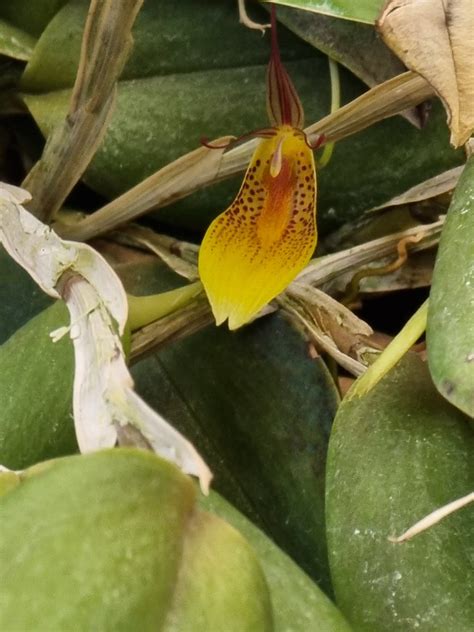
[274,6,407,90]
[267,0,385,24]
[201,491,353,632]
[427,156,474,417]
[130,257,339,590]
[0,18,35,61]
[0,246,53,344]
[0,301,77,469]
[0,0,67,37]
[326,354,474,631]
[21,0,314,92]
[20,0,463,235]
[0,449,272,631]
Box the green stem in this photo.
[319,57,340,168]
[127,281,203,332]
[348,299,428,399]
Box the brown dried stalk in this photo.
[23,0,144,222]
[125,219,441,369]
[57,71,434,242]
[130,297,214,362]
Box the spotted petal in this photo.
[199,126,317,330]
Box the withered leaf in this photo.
[378,0,474,147]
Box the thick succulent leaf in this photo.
[20,0,314,91]
[129,257,339,589]
[274,6,407,91]
[326,353,474,631]
[0,449,272,631]
[201,491,354,632]
[0,0,68,37]
[0,301,77,469]
[427,155,474,417]
[0,245,53,344]
[266,0,385,25]
[20,0,463,235]
[0,19,35,61]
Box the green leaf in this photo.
[0,0,67,37]
[20,0,463,235]
[20,0,314,91]
[0,18,35,61]
[130,257,339,589]
[0,449,272,631]
[0,246,53,344]
[0,450,352,631]
[201,491,354,632]
[273,6,424,129]
[0,301,77,469]
[266,0,385,25]
[274,6,407,91]
[427,155,474,417]
[326,353,474,631]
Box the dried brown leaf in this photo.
[23,0,144,222]
[280,286,375,376]
[368,166,463,212]
[56,72,433,242]
[378,0,474,147]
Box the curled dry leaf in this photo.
[297,219,443,287]
[116,224,199,281]
[280,285,376,376]
[130,297,214,362]
[378,0,474,147]
[0,183,211,492]
[114,220,440,365]
[341,250,435,295]
[238,0,270,32]
[368,165,463,212]
[23,0,145,222]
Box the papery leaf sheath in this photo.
[199,126,317,330]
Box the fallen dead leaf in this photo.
[280,285,376,376]
[368,165,463,212]
[377,0,474,146]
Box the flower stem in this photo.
[127,281,203,332]
[319,57,340,168]
[348,299,428,399]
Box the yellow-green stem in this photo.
[319,57,340,168]
[348,299,428,399]
[127,281,203,332]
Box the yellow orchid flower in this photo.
[199,6,320,330]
